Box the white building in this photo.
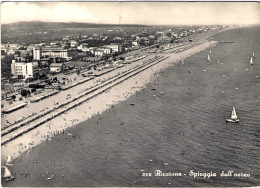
[132,41,138,47]
[11,60,38,79]
[94,49,104,57]
[50,63,65,73]
[41,48,68,58]
[101,47,112,54]
[77,44,89,52]
[88,47,98,55]
[70,40,78,48]
[104,44,122,53]
[33,47,42,60]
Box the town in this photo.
[1,24,225,101]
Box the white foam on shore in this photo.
[1,41,216,163]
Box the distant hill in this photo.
[1,21,149,45]
[2,21,148,30]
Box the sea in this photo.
[2,26,260,187]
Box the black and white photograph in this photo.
[1,1,260,187]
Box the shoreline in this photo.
[1,40,216,164]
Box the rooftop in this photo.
[42,48,67,52]
[50,63,64,67]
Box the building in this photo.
[140,39,150,45]
[70,40,78,48]
[104,44,122,53]
[157,35,171,42]
[1,46,16,55]
[41,48,68,58]
[50,63,65,73]
[77,43,89,52]
[33,47,42,60]
[11,60,39,79]
[101,47,112,54]
[89,47,98,55]
[94,49,104,57]
[50,41,60,46]
[39,58,51,68]
[132,41,138,47]
[15,56,27,62]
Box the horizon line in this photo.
[3,21,259,26]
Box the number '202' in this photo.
[142,172,152,176]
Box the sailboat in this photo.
[252,52,254,58]
[207,54,211,61]
[250,57,253,65]
[226,107,240,123]
[3,166,15,182]
[5,155,13,166]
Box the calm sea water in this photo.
[3,26,260,187]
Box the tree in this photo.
[1,54,14,78]
[31,88,37,93]
[15,51,21,56]
[27,89,31,97]
[20,89,31,97]
[11,95,16,100]
[21,89,28,97]
[166,32,172,37]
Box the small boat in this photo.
[220,40,234,43]
[207,54,211,61]
[67,133,73,137]
[226,107,240,123]
[5,155,13,166]
[3,166,15,182]
[46,175,55,180]
[250,57,253,65]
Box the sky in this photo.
[1,2,260,25]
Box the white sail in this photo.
[4,166,12,178]
[6,155,12,164]
[250,57,253,65]
[231,107,238,119]
[207,54,211,61]
[252,52,254,58]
